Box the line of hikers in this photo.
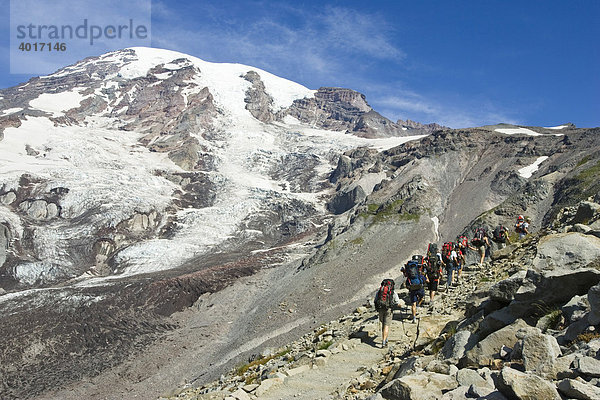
[373,215,532,347]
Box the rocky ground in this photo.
[166,200,600,400]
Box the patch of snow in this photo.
[495,128,542,136]
[154,72,173,80]
[368,135,427,151]
[1,107,23,116]
[518,156,549,179]
[29,89,87,116]
[545,125,568,130]
[431,216,440,241]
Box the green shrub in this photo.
[318,340,334,351]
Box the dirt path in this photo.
[256,308,458,400]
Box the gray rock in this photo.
[521,330,562,379]
[242,71,275,123]
[570,224,592,233]
[440,385,469,400]
[468,385,508,399]
[425,359,453,375]
[330,155,352,183]
[554,353,580,380]
[0,191,16,205]
[562,295,590,324]
[327,185,366,214]
[572,201,600,224]
[559,315,591,345]
[380,372,458,400]
[557,378,600,400]
[463,319,530,368]
[577,356,600,377]
[496,366,561,400]
[588,283,600,325]
[456,368,490,388]
[489,270,527,303]
[441,330,479,363]
[532,232,600,272]
[255,377,283,396]
[392,355,435,380]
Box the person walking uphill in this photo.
[374,279,399,348]
[425,243,443,302]
[402,258,425,323]
[469,227,490,266]
[441,242,458,289]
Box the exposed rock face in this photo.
[396,118,449,134]
[243,70,275,123]
[284,87,409,137]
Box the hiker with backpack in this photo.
[402,258,426,323]
[374,279,400,347]
[424,243,443,302]
[515,215,530,240]
[468,228,490,266]
[492,225,511,249]
[454,242,466,282]
[441,242,459,289]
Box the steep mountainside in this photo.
[0,47,598,399]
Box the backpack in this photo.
[457,235,468,248]
[425,255,441,281]
[405,260,422,291]
[375,279,395,311]
[472,228,486,246]
[441,242,454,263]
[493,225,506,242]
[427,243,438,258]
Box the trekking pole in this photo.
[413,317,421,352]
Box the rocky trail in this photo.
[168,263,491,400]
[167,200,600,400]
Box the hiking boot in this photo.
[382,340,388,348]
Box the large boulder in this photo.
[588,282,600,325]
[507,233,600,318]
[557,378,600,400]
[441,330,479,363]
[463,319,529,368]
[380,372,458,400]
[455,368,490,388]
[572,201,600,224]
[562,294,590,324]
[489,271,527,304]
[521,330,562,379]
[496,367,561,400]
[532,232,600,271]
[576,356,600,378]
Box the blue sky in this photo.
[1,0,598,128]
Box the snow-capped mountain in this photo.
[0,47,421,288]
[1,48,599,400]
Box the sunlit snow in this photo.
[495,127,542,136]
[1,47,426,281]
[518,156,549,179]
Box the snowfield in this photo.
[0,47,426,282]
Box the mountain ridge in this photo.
[0,47,599,399]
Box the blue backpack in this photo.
[405,260,422,291]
